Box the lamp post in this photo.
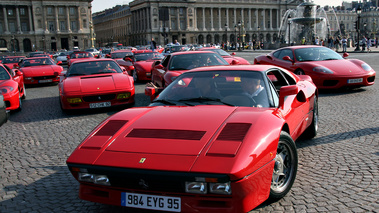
[89,21,94,48]
[234,24,237,50]
[11,35,15,55]
[354,5,362,51]
[257,26,261,49]
[42,35,45,51]
[224,24,228,50]
[287,15,291,46]
[237,21,241,51]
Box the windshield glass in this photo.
[168,53,229,71]
[152,70,270,108]
[0,67,11,80]
[207,48,230,56]
[67,61,122,76]
[294,47,343,62]
[70,52,93,59]
[2,57,24,63]
[134,52,163,61]
[20,58,54,67]
[111,52,133,59]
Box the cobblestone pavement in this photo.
[0,53,378,213]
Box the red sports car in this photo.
[1,56,25,68]
[58,59,135,111]
[111,50,135,76]
[131,50,164,82]
[151,51,230,87]
[0,63,25,111]
[67,51,95,68]
[17,57,63,85]
[254,45,376,89]
[67,65,318,212]
[199,47,250,65]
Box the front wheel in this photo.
[133,70,138,82]
[295,70,305,75]
[270,131,298,199]
[303,96,318,139]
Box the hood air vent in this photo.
[217,123,252,141]
[126,129,206,140]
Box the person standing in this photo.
[314,37,319,45]
[174,40,180,45]
[150,38,157,51]
[361,36,367,52]
[367,38,371,52]
[341,36,347,52]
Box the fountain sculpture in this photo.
[279,0,337,45]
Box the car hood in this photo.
[62,74,132,93]
[134,60,154,71]
[305,59,369,76]
[68,106,281,177]
[21,65,61,76]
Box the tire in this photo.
[295,69,305,75]
[133,70,138,82]
[21,84,26,99]
[303,96,318,139]
[270,131,298,199]
[16,94,22,111]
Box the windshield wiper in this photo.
[323,58,338,61]
[178,97,234,106]
[68,73,86,76]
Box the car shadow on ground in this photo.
[318,87,368,97]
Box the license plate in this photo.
[121,192,181,212]
[39,79,52,83]
[347,78,363,84]
[89,102,111,108]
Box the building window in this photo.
[154,19,157,28]
[8,9,14,16]
[190,19,193,27]
[0,22,3,33]
[21,22,28,31]
[9,22,16,32]
[171,20,176,30]
[49,21,55,31]
[179,8,183,15]
[180,18,185,30]
[59,7,64,15]
[71,21,77,31]
[70,7,76,15]
[38,20,42,28]
[47,7,53,15]
[60,21,66,31]
[20,8,26,16]
[170,8,175,15]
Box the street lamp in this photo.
[234,24,237,49]
[224,24,228,50]
[238,21,241,51]
[11,35,15,55]
[42,36,45,51]
[354,5,362,51]
[89,21,94,48]
[257,26,261,49]
[288,15,291,46]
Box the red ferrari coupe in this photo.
[0,63,25,111]
[58,59,135,111]
[111,50,135,77]
[17,57,63,85]
[67,65,318,212]
[132,50,164,82]
[151,51,230,87]
[199,47,250,65]
[254,45,376,89]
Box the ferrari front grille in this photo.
[34,75,56,80]
[83,94,116,102]
[323,80,339,87]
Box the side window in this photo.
[280,69,297,85]
[278,49,294,61]
[273,50,281,59]
[269,81,279,107]
[266,70,289,91]
[161,55,171,67]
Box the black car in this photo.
[0,94,9,127]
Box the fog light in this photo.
[67,98,82,103]
[185,182,207,194]
[117,93,131,99]
[210,182,232,195]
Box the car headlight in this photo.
[24,77,32,80]
[0,86,15,95]
[78,172,110,186]
[185,182,207,194]
[312,66,334,74]
[67,97,82,103]
[361,63,372,71]
[210,182,232,195]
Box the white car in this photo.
[84,48,100,56]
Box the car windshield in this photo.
[134,52,163,61]
[58,52,69,56]
[20,58,54,67]
[112,52,133,59]
[207,48,230,56]
[2,57,24,63]
[170,45,189,52]
[0,67,11,80]
[168,53,229,71]
[67,61,122,76]
[294,47,343,62]
[151,70,270,107]
[70,52,93,59]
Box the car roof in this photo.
[187,64,282,73]
[71,58,114,65]
[170,51,215,56]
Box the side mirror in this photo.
[279,85,298,109]
[343,52,349,58]
[66,55,70,59]
[105,54,111,58]
[56,61,62,65]
[282,56,294,63]
[13,64,20,69]
[15,70,23,76]
[231,52,236,56]
[155,64,164,69]
[230,59,239,65]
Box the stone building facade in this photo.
[93,0,303,47]
[0,0,92,53]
